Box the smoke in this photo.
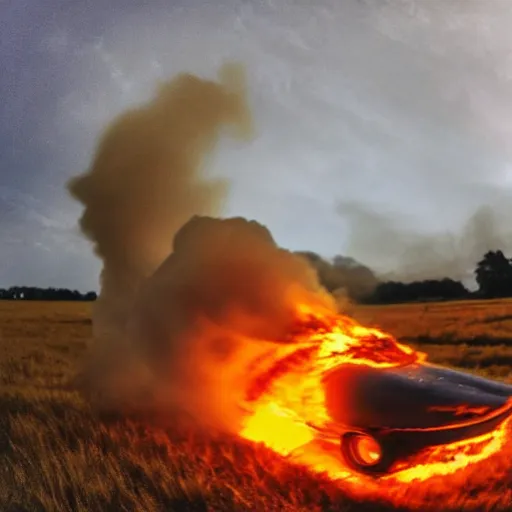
[338,202,510,286]
[295,251,379,301]
[126,216,336,430]
[69,63,336,431]
[68,62,253,345]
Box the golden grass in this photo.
[354,299,512,380]
[1,300,512,511]
[358,298,512,345]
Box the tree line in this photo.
[302,249,512,305]
[0,287,97,301]
[368,250,512,304]
[1,249,511,304]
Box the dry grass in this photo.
[1,299,512,511]
[358,298,512,345]
[354,299,512,380]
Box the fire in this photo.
[237,304,509,487]
[388,419,509,483]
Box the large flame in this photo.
[238,303,509,486]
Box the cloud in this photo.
[4,0,512,288]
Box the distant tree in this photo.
[475,250,512,298]
[84,291,98,301]
[0,286,97,301]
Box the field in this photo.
[1,300,512,511]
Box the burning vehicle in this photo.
[322,362,512,476]
[69,60,511,493]
[240,308,512,482]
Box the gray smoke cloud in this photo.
[338,201,510,286]
[295,251,379,301]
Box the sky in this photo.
[2,0,512,291]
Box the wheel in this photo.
[340,431,393,475]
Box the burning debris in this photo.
[69,63,511,498]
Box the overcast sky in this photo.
[2,0,512,290]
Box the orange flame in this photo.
[388,418,509,483]
[237,304,509,486]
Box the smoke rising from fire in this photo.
[68,63,337,428]
[126,216,336,429]
[68,63,253,344]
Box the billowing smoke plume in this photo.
[69,63,336,429]
[295,251,379,301]
[68,62,253,345]
[126,216,336,430]
[339,202,510,286]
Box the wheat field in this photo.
[1,299,512,511]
